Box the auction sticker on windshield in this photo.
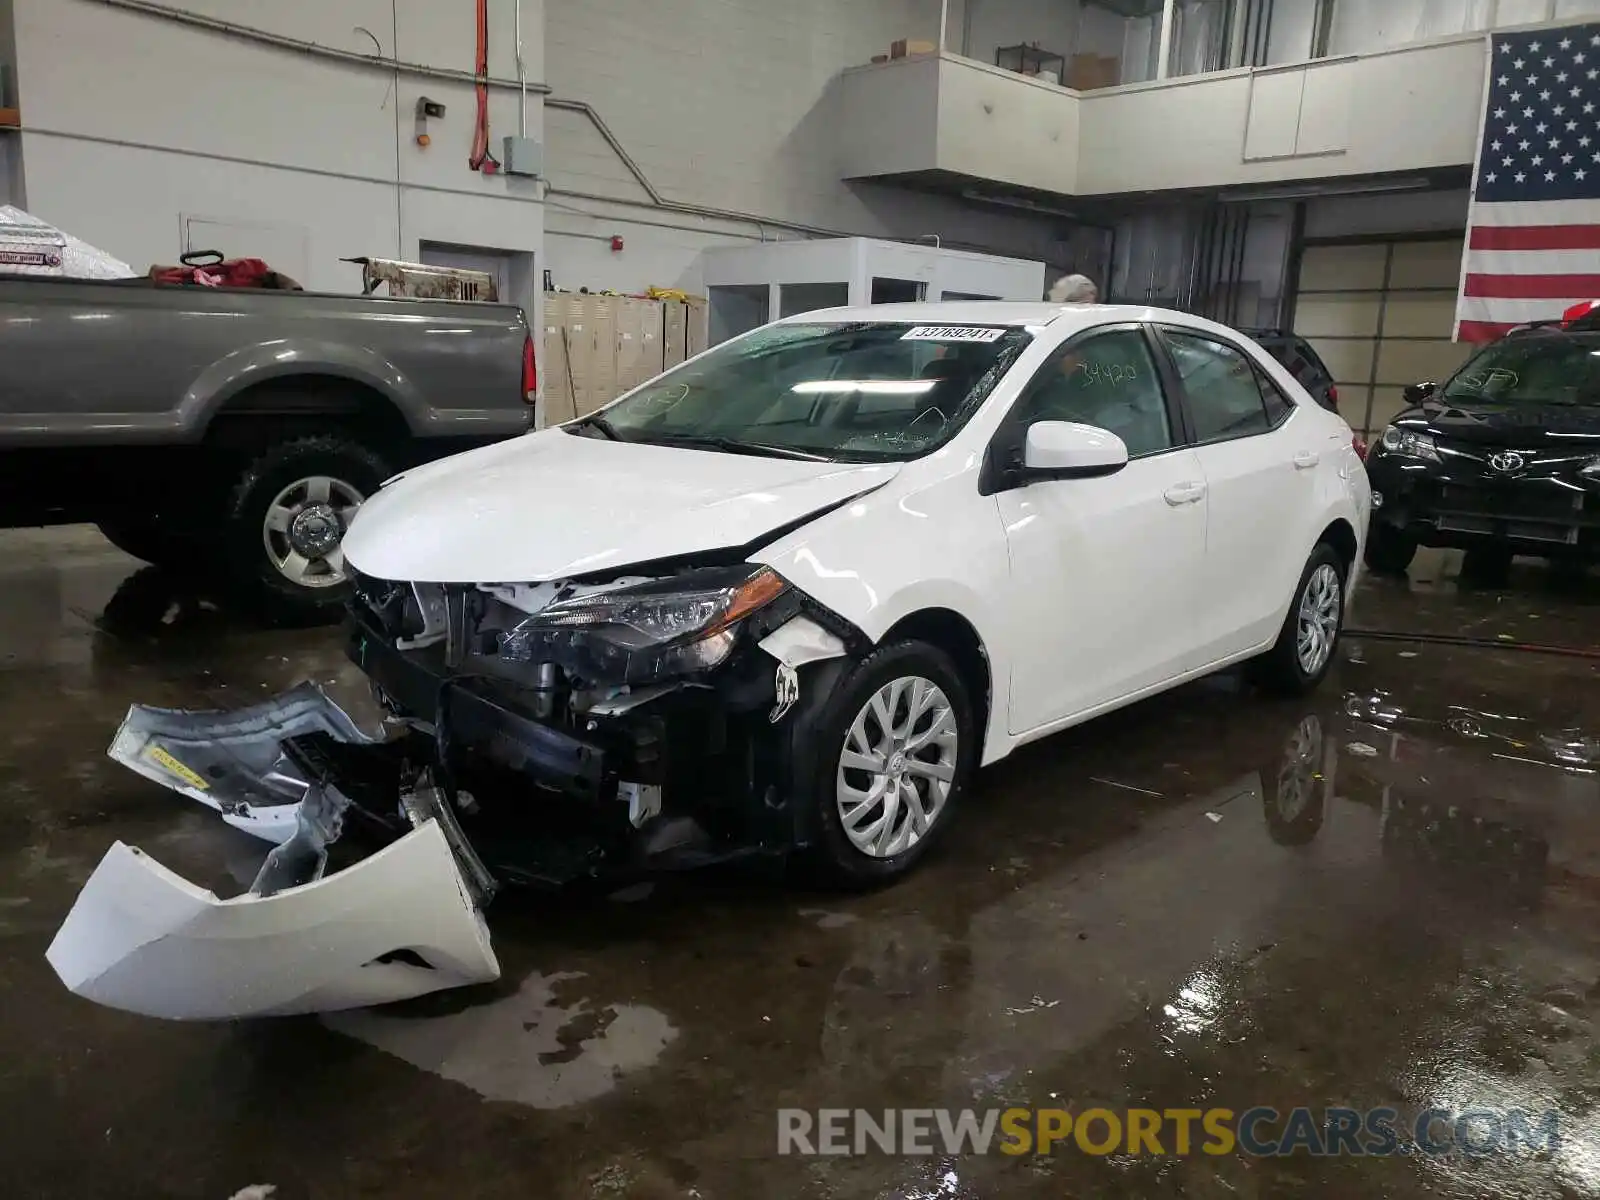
[901,326,1008,343]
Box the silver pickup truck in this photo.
[0,275,534,617]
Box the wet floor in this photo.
[2,527,1599,1199]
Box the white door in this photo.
[998,325,1208,733]
[1156,327,1318,666]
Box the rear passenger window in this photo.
[1254,367,1295,427]
[1163,331,1272,442]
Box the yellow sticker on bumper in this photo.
[145,745,210,792]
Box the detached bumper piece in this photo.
[47,686,501,1020]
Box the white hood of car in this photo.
[342,429,900,583]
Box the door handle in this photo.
[1163,480,1206,506]
[1293,449,1321,470]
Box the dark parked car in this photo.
[1244,329,1340,413]
[1362,326,1600,576]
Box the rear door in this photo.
[1153,325,1324,668]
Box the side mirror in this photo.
[1022,420,1129,480]
[1402,380,1437,404]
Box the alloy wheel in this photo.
[1295,563,1342,676]
[260,475,365,589]
[836,675,959,858]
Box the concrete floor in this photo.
[1,528,1599,1199]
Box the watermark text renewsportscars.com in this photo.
[777,1106,1563,1158]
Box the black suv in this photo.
[1363,326,1600,575]
[1244,329,1340,413]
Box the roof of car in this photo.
[775,301,1246,338]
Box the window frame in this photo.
[979,322,1190,496]
[1150,324,1298,448]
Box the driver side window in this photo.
[1015,329,1174,457]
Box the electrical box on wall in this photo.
[501,136,543,178]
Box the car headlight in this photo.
[1582,455,1600,480]
[492,565,790,682]
[1378,424,1442,463]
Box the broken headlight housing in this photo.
[1378,425,1441,463]
[490,565,789,683]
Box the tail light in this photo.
[521,333,537,404]
[1326,383,1339,409]
[1352,433,1369,460]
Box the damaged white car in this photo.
[50,303,1371,1019]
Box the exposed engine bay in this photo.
[47,561,859,1019]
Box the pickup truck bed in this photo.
[0,275,533,617]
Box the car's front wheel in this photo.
[1364,522,1416,575]
[804,641,976,887]
[1254,543,1347,696]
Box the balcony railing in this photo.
[836,34,1487,198]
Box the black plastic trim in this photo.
[347,612,608,799]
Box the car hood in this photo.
[342,429,900,583]
[1408,397,1600,443]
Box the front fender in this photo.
[753,470,1014,765]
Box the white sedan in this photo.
[50,302,1371,1020]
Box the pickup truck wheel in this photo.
[224,435,389,619]
[96,518,202,573]
[803,640,976,888]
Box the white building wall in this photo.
[11,0,545,300]
[542,0,1068,296]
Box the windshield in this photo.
[571,321,1034,461]
[1442,333,1600,406]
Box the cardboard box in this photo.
[1066,54,1119,91]
[890,38,936,59]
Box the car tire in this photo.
[1460,548,1513,586]
[96,518,204,574]
[1253,542,1347,697]
[802,640,977,888]
[223,434,390,622]
[1363,523,1416,575]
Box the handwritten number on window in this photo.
[1077,362,1139,386]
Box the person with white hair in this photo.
[1048,274,1098,303]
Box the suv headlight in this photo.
[1379,424,1442,463]
[492,565,791,682]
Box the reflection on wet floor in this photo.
[0,532,1598,1198]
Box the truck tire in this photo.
[96,518,203,574]
[223,434,390,621]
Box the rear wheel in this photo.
[96,518,203,573]
[1460,547,1513,586]
[1254,543,1347,696]
[223,435,389,621]
[1363,523,1416,575]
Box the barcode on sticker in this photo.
[901,325,1007,343]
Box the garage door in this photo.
[1291,238,1475,438]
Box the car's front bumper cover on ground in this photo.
[46,686,501,1020]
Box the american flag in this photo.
[1456,23,1600,342]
